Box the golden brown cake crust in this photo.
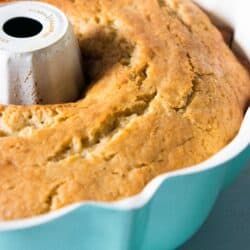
[0,0,249,220]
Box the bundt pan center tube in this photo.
[0,1,84,105]
[0,0,249,250]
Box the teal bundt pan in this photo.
[0,109,248,250]
[0,1,249,249]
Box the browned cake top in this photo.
[0,0,249,220]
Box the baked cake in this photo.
[0,0,249,220]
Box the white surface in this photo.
[0,1,84,105]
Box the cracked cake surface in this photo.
[0,0,249,220]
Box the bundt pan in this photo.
[0,0,249,250]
